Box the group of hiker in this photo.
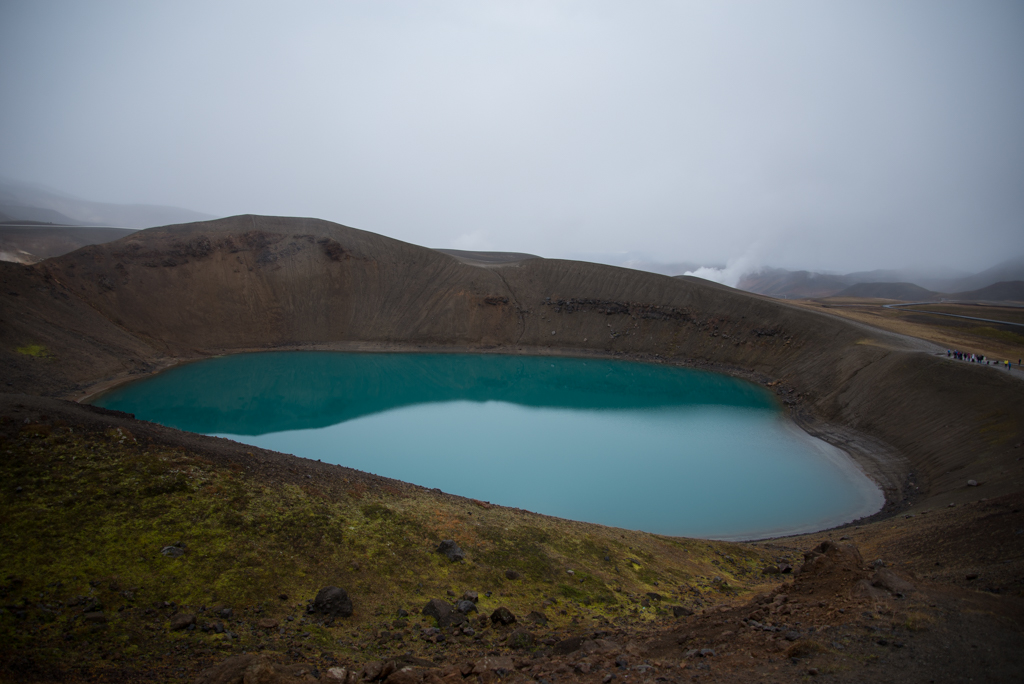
[947,349,1019,370]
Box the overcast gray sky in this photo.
[1,1,1021,278]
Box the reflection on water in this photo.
[94,352,775,435]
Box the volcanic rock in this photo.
[309,586,353,619]
[489,606,516,626]
[422,598,465,629]
[436,540,465,562]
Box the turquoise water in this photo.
[93,352,883,539]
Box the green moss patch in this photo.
[15,343,51,358]
[0,419,781,680]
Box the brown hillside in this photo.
[5,215,1019,510]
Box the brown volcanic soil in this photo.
[2,215,1024,682]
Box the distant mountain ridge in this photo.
[815,279,1024,302]
[834,282,937,301]
[736,269,852,299]
[0,179,215,229]
[739,257,1024,301]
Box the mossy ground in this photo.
[0,418,787,682]
[15,344,50,358]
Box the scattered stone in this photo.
[324,667,348,682]
[504,569,521,580]
[525,610,549,625]
[197,657,316,682]
[160,545,184,558]
[420,627,444,643]
[462,591,478,603]
[784,631,800,642]
[808,667,819,676]
[553,635,587,655]
[195,655,258,684]
[422,599,465,629]
[852,580,890,601]
[310,586,353,619]
[593,638,622,653]
[437,540,465,562]
[966,573,979,580]
[490,606,517,626]
[800,540,864,577]
[83,611,106,624]
[671,605,694,618]
[646,592,663,601]
[360,661,384,681]
[968,480,978,487]
[384,668,418,684]
[507,628,535,649]
[872,569,915,594]
[575,662,591,674]
[169,613,196,631]
[472,657,514,676]
[257,618,279,629]
[456,600,477,614]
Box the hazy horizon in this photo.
[2,1,1022,280]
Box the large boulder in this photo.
[422,598,465,628]
[489,606,517,626]
[194,654,319,684]
[309,586,353,619]
[436,540,465,562]
[507,628,535,649]
[471,657,514,675]
[552,635,586,655]
[798,540,864,577]
[168,613,195,631]
[872,568,916,595]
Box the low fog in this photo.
[1,1,1022,281]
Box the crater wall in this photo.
[2,215,1021,514]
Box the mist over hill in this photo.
[735,257,1024,301]
[0,178,215,229]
